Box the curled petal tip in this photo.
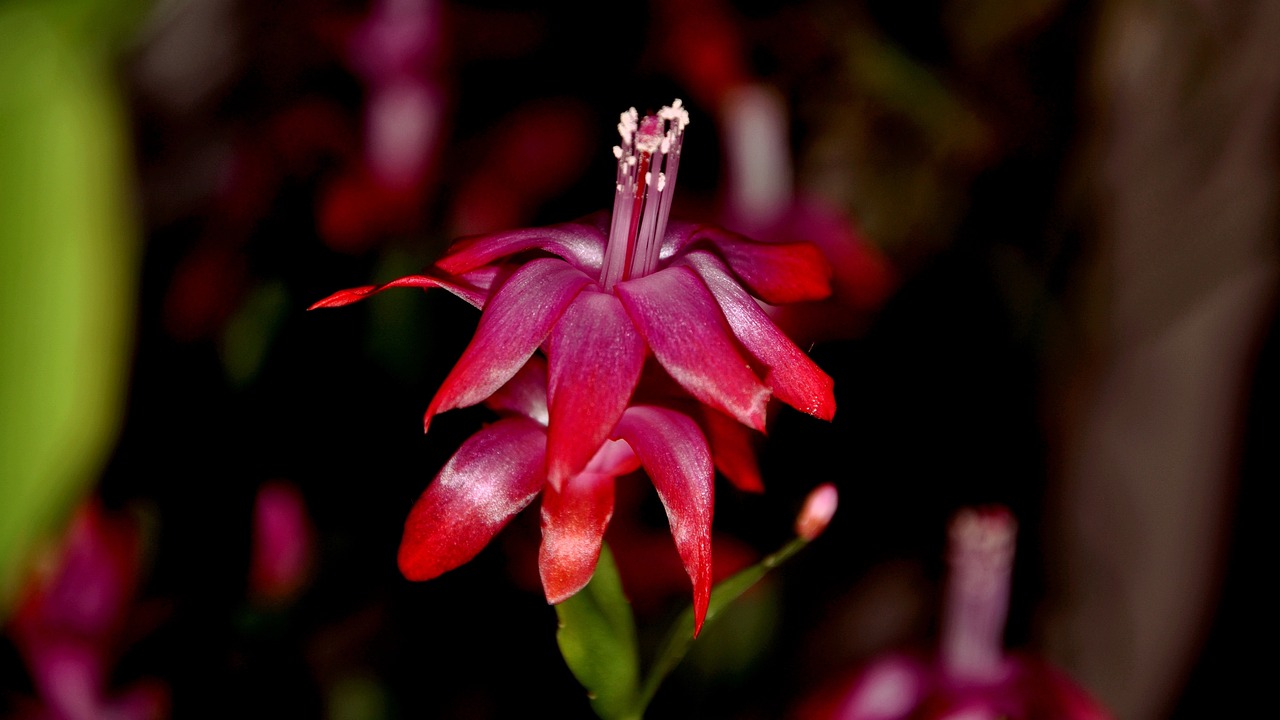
[795,483,838,541]
[692,582,710,637]
[307,285,377,310]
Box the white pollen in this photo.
[657,172,666,191]
[660,137,671,154]
[613,146,623,159]
[658,101,690,132]
[617,108,639,146]
[645,171,651,186]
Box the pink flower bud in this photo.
[250,480,315,605]
[795,483,839,541]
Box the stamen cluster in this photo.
[601,101,689,289]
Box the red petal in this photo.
[484,356,549,425]
[546,291,646,489]
[614,406,714,635]
[683,250,835,421]
[435,215,608,277]
[616,266,769,432]
[398,417,546,581]
[425,258,593,429]
[700,406,763,493]
[307,270,491,311]
[668,224,832,305]
[539,460,618,604]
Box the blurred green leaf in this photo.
[0,1,140,618]
[222,281,289,387]
[555,544,641,720]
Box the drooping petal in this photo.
[615,266,769,432]
[484,356,549,425]
[546,290,646,489]
[614,406,713,634]
[682,250,835,420]
[435,215,608,277]
[425,258,593,429]
[454,265,513,308]
[664,223,832,305]
[699,406,763,493]
[307,268,492,311]
[539,459,619,604]
[398,417,546,581]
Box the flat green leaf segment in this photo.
[557,537,810,719]
[555,545,642,720]
[0,0,142,619]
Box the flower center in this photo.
[599,100,689,290]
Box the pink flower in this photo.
[311,100,836,490]
[802,508,1111,720]
[319,0,447,252]
[396,358,723,633]
[7,502,168,720]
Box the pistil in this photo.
[940,507,1016,682]
[600,100,689,290]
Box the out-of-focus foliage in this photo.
[0,0,144,618]
[798,0,1066,263]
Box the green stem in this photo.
[632,537,809,714]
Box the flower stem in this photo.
[633,536,809,714]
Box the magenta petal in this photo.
[673,224,832,305]
[700,407,763,493]
[398,417,546,581]
[546,291,645,489]
[455,265,511,309]
[835,654,931,720]
[682,251,835,420]
[539,464,617,604]
[484,356,550,425]
[614,406,714,634]
[582,435,641,476]
[308,270,490,311]
[425,258,594,429]
[435,215,608,277]
[616,266,769,432]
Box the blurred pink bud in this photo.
[796,483,839,541]
[249,481,315,605]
